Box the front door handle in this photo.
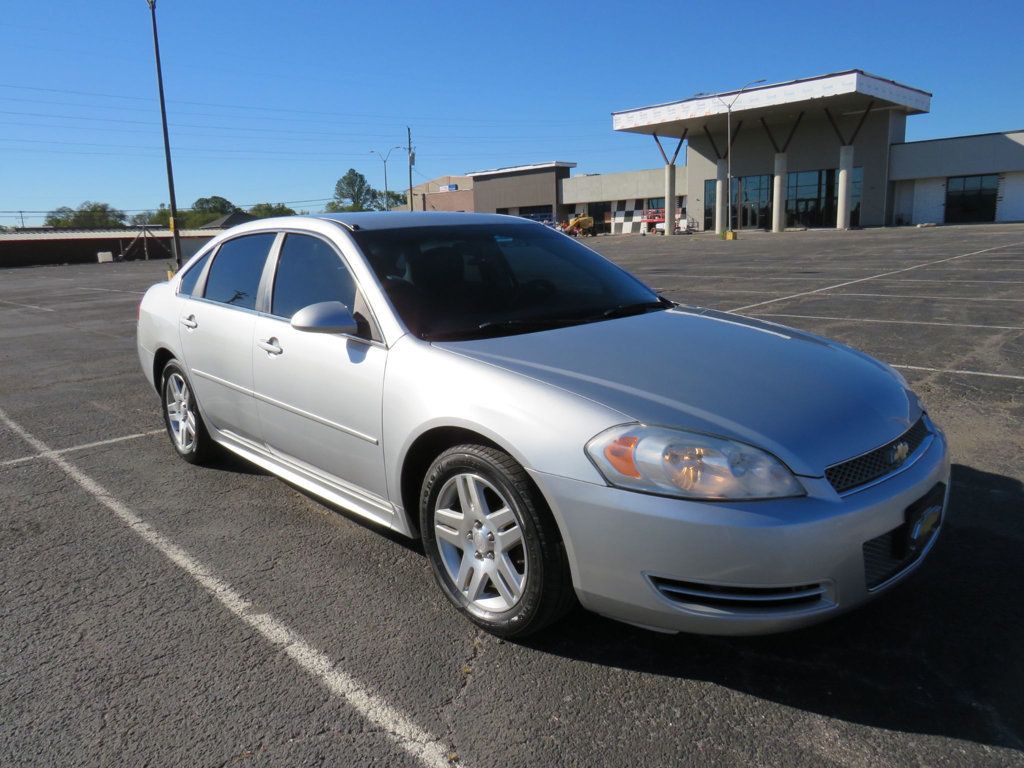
[256,337,283,356]
[180,315,198,329]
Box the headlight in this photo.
[586,424,805,500]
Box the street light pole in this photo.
[370,146,403,211]
[716,78,765,235]
[145,0,182,267]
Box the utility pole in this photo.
[407,126,414,211]
[18,211,25,228]
[146,0,183,267]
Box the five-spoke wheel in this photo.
[160,360,214,464]
[420,444,575,638]
[433,473,527,612]
[165,371,197,453]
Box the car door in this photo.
[252,232,389,502]
[178,232,278,443]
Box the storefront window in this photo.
[703,180,716,231]
[786,168,862,228]
[945,174,998,223]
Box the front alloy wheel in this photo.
[420,444,574,638]
[434,473,528,612]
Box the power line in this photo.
[0,83,597,127]
[0,102,608,142]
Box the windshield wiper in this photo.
[421,317,582,341]
[598,297,674,319]
[476,317,585,333]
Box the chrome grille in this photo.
[826,418,929,494]
[650,577,827,612]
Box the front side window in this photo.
[355,223,662,340]
[202,233,276,310]
[271,234,356,319]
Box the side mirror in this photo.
[290,301,358,335]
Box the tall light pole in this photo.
[370,146,403,211]
[145,0,182,267]
[715,78,765,235]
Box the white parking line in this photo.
[0,298,55,312]
[747,313,1024,331]
[0,406,456,768]
[75,287,146,295]
[0,429,165,468]
[892,364,1024,382]
[676,275,1024,284]
[834,292,1024,303]
[730,241,1024,312]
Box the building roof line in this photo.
[611,69,933,116]
[465,161,576,178]
[892,128,1024,146]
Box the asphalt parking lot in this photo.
[2,223,1022,767]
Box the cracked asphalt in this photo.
[2,224,1023,766]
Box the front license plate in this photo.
[904,482,945,558]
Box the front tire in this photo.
[420,444,574,638]
[160,360,215,465]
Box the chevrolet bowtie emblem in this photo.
[889,441,910,465]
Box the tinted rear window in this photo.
[177,253,209,296]
[203,233,276,310]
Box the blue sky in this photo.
[1,0,1022,226]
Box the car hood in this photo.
[434,307,921,477]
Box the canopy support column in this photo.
[715,159,727,235]
[837,145,854,230]
[772,152,787,233]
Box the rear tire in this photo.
[420,444,575,638]
[160,360,216,465]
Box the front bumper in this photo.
[529,422,950,635]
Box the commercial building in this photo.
[466,162,575,223]
[570,70,1024,233]
[398,73,1021,234]
[404,175,475,212]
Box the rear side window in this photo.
[202,233,276,310]
[271,234,356,319]
[177,253,209,296]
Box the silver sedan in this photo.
[137,212,949,638]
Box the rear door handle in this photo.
[180,315,198,329]
[256,337,283,356]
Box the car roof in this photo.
[309,211,525,231]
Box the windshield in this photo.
[353,223,665,340]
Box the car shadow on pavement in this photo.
[522,464,1024,752]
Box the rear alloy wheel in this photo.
[420,444,574,638]
[161,360,215,464]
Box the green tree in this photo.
[332,169,373,211]
[191,196,238,215]
[45,201,126,229]
[368,189,408,211]
[147,204,171,227]
[44,206,76,228]
[248,202,296,218]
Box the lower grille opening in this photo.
[863,481,945,590]
[650,577,827,612]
